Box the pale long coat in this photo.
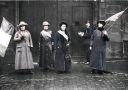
[14,30,34,70]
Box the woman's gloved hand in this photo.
[21,36,25,40]
[102,30,108,35]
[89,46,92,50]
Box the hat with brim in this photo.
[17,21,28,27]
[42,21,50,26]
[97,20,106,26]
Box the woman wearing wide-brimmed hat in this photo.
[14,21,34,74]
[39,21,54,70]
[89,20,110,75]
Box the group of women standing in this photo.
[14,21,71,74]
[13,20,109,75]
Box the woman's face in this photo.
[20,26,26,31]
[61,24,66,31]
[44,25,49,30]
[98,23,103,28]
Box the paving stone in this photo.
[0,62,128,90]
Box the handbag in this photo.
[65,54,71,61]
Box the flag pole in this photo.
[105,7,128,31]
[124,7,128,12]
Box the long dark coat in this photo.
[90,29,109,70]
[80,27,93,45]
[80,27,94,62]
[39,30,53,69]
[54,30,71,72]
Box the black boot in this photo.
[98,70,103,75]
[27,69,33,74]
[91,69,97,74]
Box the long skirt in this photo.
[90,47,106,70]
[15,43,34,70]
[39,45,53,69]
[55,48,71,72]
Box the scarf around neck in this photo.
[58,30,68,41]
[41,30,52,38]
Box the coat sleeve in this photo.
[81,28,91,39]
[13,32,21,41]
[90,32,94,46]
[51,33,54,44]
[29,33,33,47]
[39,33,41,48]
[102,34,110,41]
[53,32,58,50]
[67,32,71,45]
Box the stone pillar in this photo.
[93,0,100,24]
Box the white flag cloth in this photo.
[104,10,126,31]
[0,17,14,57]
[105,11,124,22]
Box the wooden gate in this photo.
[19,1,94,60]
[58,1,94,57]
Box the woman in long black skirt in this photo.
[54,22,71,73]
[39,21,54,70]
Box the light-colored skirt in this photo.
[15,43,34,70]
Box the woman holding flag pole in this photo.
[14,21,34,74]
[89,20,109,75]
[90,7,128,74]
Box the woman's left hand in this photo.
[102,30,108,35]
[66,43,70,47]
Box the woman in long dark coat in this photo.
[54,22,71,73]
[89,20,109,75]
[14,21,34,74]
[39,21,53,70]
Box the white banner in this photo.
[0,17,14,57]
[0,29,11,47]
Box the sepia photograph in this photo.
[0,0,128,90]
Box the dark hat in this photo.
[59,22,68,27]
[97,20,106,26]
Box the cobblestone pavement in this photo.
[0,61,128,90]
